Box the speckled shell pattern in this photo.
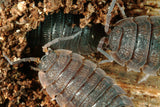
[109,16,160,75]
[27,10,105,55]
[38,49,133,107]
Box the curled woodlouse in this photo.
[27,10,105,55]
[3,49,134,107]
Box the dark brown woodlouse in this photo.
[27,10,105,55]
[3,49,134,107]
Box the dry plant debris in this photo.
[124,0,160,16]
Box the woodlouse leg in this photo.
[30,66,42,71]
[105,0,117,33]
[51,98,56,101]
[98,49,114,64]
[126,68,135,72]
[116,2,127,18]
[97,37,113,64]
[138,74,150,84]
[42,31,82,53]
[3,53,40,65]
[127,67,150,83]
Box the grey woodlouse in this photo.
[98,0,160,82]
[27,10,105,55]
[3,49,134,107]
[106,16,160,75]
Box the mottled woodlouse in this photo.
[3,49,134,107]
[99,0,160,81]
[105,16,160,75]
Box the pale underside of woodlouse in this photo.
[38,49,134,107]
[108,15,160,76]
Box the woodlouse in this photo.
[27,10,105,55]
[98,0,160,82]
[3,49,134,107]
[107,16,160,75]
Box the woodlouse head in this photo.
[2,50,57,89]
[38,52,57,71]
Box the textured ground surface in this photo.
[0,0,160,107]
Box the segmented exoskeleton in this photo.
[3,49,134,107]
[27,10,105,55]
[107,16,160,76]
[98,0,160,82]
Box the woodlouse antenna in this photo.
[105,0,117,33]
[105,0,127,33]
[116,2,127,18]
[96,0,117,64]
[42,31,82,53]
[30,66,42,71]
[3,53,40,65]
